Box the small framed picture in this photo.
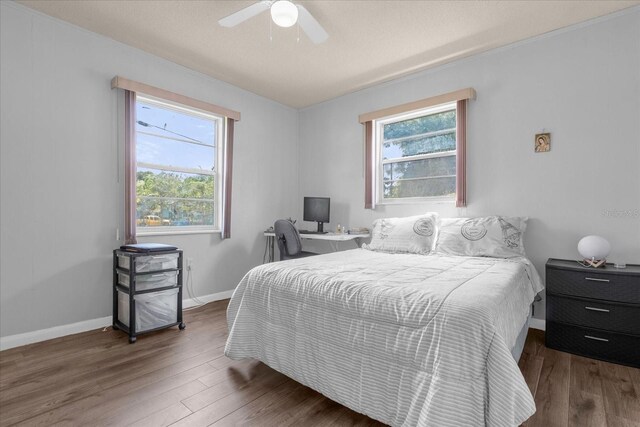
[535,133,550,152]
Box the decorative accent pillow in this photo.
[362,213,439,255]
[435,216,528,258]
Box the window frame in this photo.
[134,94,226,236]
[374,101,457,205]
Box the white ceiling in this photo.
[18,1,639,108]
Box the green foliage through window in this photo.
[136,170,215,226]
[381,107,456,199]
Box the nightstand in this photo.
[545,258,639,367]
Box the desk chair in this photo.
[274,220,318,261]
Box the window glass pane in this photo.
[383,177,456,199]
[383,109,455,140]
[136,101,216,146]
[137,198,214,227]
[137,133,215,172]
[383,164,392,181]
[379,106,457,200]
[135,99,219,231]
[386,155,456,181]
[383,131,455,159]
[136,168,214,227]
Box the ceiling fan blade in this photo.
[296,4,328,44]
[218,1,271,27]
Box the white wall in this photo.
[1,3,638,339]
[0,2,299,337]
[297,9,640,318]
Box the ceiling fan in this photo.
[218,0,329,44]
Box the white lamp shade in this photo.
[271,0,298,27]
[578,235,611,260]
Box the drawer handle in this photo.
[585,306,610,313]
[584,335,609,342]
[585,277,610,283]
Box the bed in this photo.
[225,249,541,426]
[225,247,543,426]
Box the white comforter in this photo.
[225,249,544,426]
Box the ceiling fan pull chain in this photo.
[297,20,300,43]
[269,14,273,42]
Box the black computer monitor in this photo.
[303,197,330,233]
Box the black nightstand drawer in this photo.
[546,295,640,335]
[546,321,640,368]
[547,268,640,303]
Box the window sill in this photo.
[137,228,221,237]
[377,196,455,206]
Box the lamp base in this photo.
[579,258,607,268]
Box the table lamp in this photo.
[578,235,610,268]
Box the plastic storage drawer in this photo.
[118,271,178,291]
[118,288,179,332]
[117,253,179,272]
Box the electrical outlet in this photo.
[186,258,193,268]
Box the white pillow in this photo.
[435,216,528,258]
[363,213,439,255]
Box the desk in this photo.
[263,232,370,263]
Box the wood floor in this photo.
[520,329,640,427]
[0,300,638,426]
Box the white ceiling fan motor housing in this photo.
[271,0,298,28]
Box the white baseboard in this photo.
[529,318,546,331]
[0,290,234,352]
[183,289,234,309]
[0,316,113,352]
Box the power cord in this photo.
[183,263,207,310]
[263,237,270,263]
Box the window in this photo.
[113,76,239,242]
[376,103,457,202]
[135,96,224,233]
[360,88,472,209]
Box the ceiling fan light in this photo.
[270,0,298,28]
